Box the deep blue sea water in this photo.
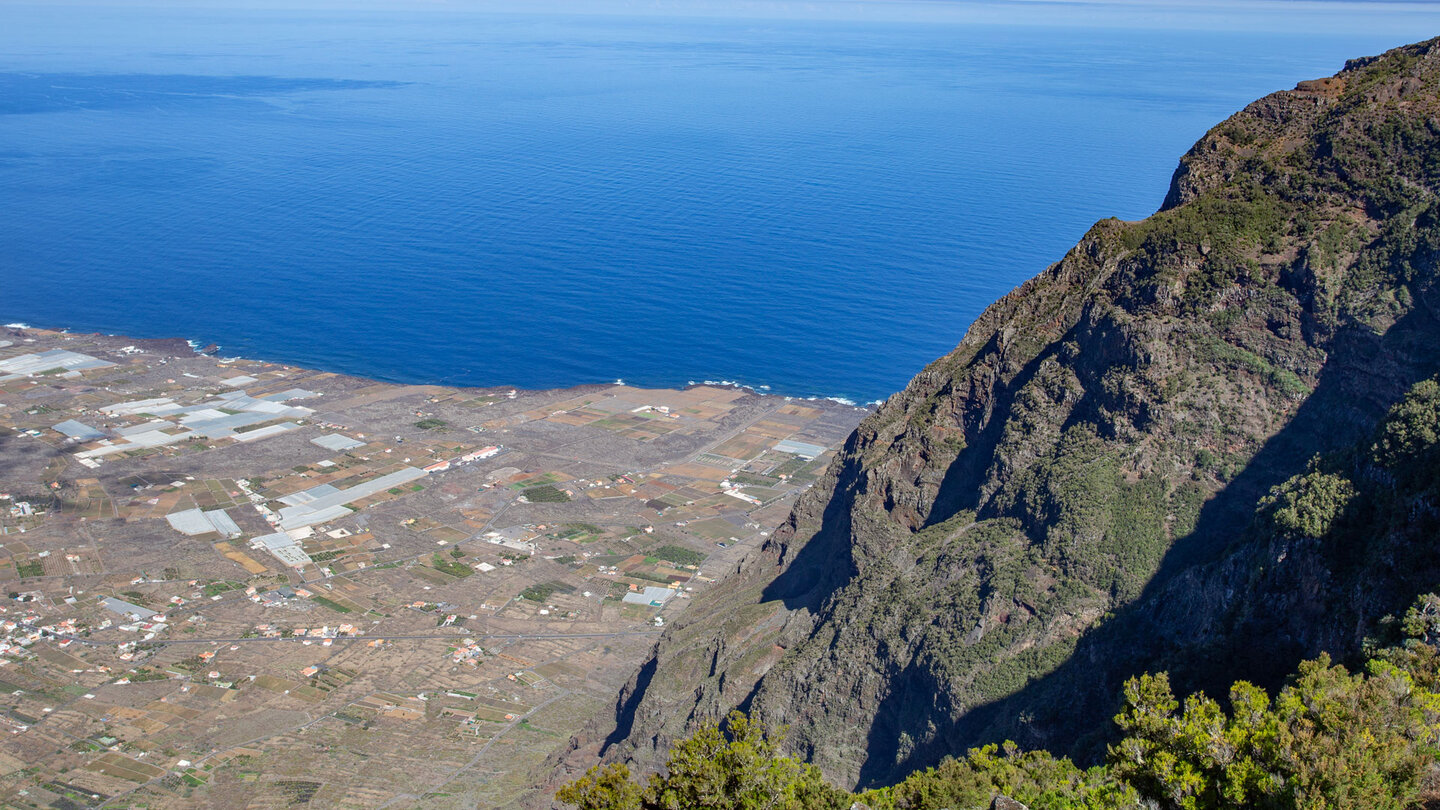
[1,3,1435,403]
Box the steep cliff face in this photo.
[594,38,1440,790]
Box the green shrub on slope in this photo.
[562,596,1440,810]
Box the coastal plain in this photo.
[0,326,864,809]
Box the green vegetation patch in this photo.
[1195,336,1310,398]
[648,544,702,564]
[307,550,350,563]
[523,484,571,503]
[202,580,244,597]
[552,523,604,542]
[520,581,576,602]
[274,780,322,805]
[310,595,353,614]
[509,472,564,489]
[430,554,474,578]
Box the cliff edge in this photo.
[586,36,1440,790]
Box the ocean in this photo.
[1,2,1434,403]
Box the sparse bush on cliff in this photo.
[562,602,1440,809]
[1259,470,1356,539]
[1111,652,1440,810]
[558,712,848,810]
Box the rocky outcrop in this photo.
[589,37,1440,791]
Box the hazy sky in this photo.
[9,0,1440,34]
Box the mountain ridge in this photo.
[571,34,1440,792]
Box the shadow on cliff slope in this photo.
[924,329,1061,531]
[598,430,870,761]
[759,431,867,612]
[856,295,1440,788]
[603,656,658,751]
